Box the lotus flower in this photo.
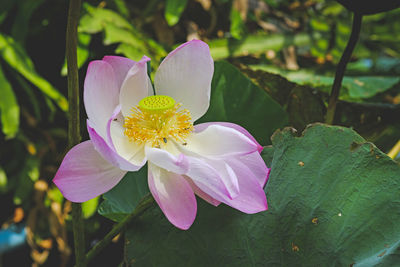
[53,40,269,230]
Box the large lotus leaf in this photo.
[98,166,149,222]
[124,124,400,266]
[198,61,288,145]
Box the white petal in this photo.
[184,124,259,157]
[84,60,119,138]
[154,40,213,121]
[119,56,151,117]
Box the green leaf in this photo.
[98,165,149,222]
[165,0,188,26]
[14,156,40,206]
[209,33,314,59]
[229,6,245,39]
[198,61,288,145]
[82,196,100,219]
[11,0,45,44]
[124,124,400,266]
[0,33,68,111]
[0,65,19,138]
[250,65,400,100]
[0,167,7,193]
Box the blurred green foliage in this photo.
[0,0,399,266]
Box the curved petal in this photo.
[84,60,120,138]
[145,146,189,174]
[106,106,147,166]
[184,177,221,206]
[185,156,233,201]
[148,163,197,230]
[195,122,263,153]
[87,120,144,171]
[237,152,270,187]
[154,40,213,121]
[145,144,232,201]
[119,56,151,117]
[102,56,136,90]
[204,159,239,198]
[184,124,259,157]
[53,141,127,202]
[221,160,268,214]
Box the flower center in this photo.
[123,95,193,148]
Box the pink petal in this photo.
[145,146,189,174]
[221,160,268,213]
[195,122,263,153]
[185,124,259,157]
[154,40,213,122]
[53,141,127,202]
[185,177,221,207]
[84,60,120,138]
[119,56,151,117]
[204,159,240,198]
[148,163,197,230]
[102,56,135,90]
[237,152,270,187]
[185,156,233,201]
[87,120,144,171]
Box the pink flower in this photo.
[53,40,269,230]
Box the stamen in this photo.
[123,95,193,148]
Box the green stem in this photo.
[325,12,363,124]
[66,0,84,266]
[83,194,154,265]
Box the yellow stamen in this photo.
[123,95,193,148]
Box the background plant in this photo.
[0,0,400,266]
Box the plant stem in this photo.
[66,0,84,266]
[325,12,363,124]
[83,194,154,265]
[388,140,400,159]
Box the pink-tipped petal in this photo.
[185,124,259,157]
[154,40,214,122]
[221,160,268,214]
[185,156,233,201]
[87,120,144,171]
[237,152,270,187]
[84,60,120,138]
[205,159,240,198]
[185,177,221,207]
[119,56,151,117]
[148,163,197,230]
[102,56,136,89]
[195,122,263,153]
[53,141,127,202]
[145,146,189,174]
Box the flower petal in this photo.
[154,40,213,121]
[102,56,135,89]
[148,163,197,230]
[184,124,259,157]
[145,146,189,174]
[84,60,119,138]
[237,152,270,187]
[195,122,263,153]
[145,146,231,201]
[204,159,240,198]
[87,120,144,171]
[105,105,147,166]
[53,141,127,202]
[119,56,151,117]
[184,176,221,207]
[221,160,268,214]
